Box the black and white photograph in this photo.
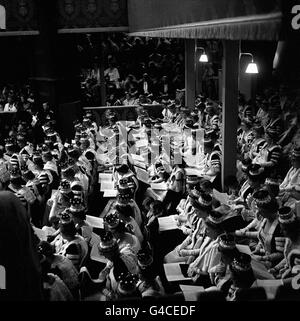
[0,0,300,314]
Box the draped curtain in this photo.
[128,0,282,40]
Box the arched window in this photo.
[0,5,5,30]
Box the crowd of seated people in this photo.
[1,75,300,302]
[81,35,193,107]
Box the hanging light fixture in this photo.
[196,46,208,63]
[199,52,208,62]
[240,52,259,74]
[245,61,258,74]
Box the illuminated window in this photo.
[0,5,5,30]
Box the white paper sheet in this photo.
[88,232,108,263]
[103,190,118,198]
[213,189,230,206]
[96,153,110,164]
[151,182,168,191]
[99,173,113,181]
[251,259,275,280]
[255,279,283,300]
[158,215,179,232]
[32,226,48,241]
[86,215,104,229]
[135,166,149,184]
[164,263,192,282]
[236,244,252,255]
[185,168,204,177]
[100,180,115,191]
[131,154,145,162]
[179,284,204,301]
[133,160,147,169]
[135,139,149,148]
[90,245,108,264]
[236,244,275,279]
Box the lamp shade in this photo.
[245,62,258,74]
[199,53,208,62]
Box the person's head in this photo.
[240,118,253,132]
[125,92,131,101]
[278,207,300,242]
[265,178,280,198]
[246,164,265,188]
[21,165,35,182]
[291,147,300,169]
[0,192,43,300]
[115,163,129,174]
[241,157,252,175]
[260,98,269,112]
[268,103,281,119]
[115,204,134,219]
[186,175,200,194]
[71,209,86,225]
[137,249,156,279]
[104,211,126,235]
[42,102,49,111]
[139,94,147,104]
[67,146,81,162]
[204,128,218,143]
[224,175,239,195]
[70,192,86,222]
[229,253,255,288]
[97,231,119,261]
[42,151,53,163]
[117,272,139,298]
[205,103,215,116]
[204,211,224,239]
[59,220,77,241]
[32,153,44,171]
[142,197,154,214]
[61,166,76,181]
[117,186,133,204]
[16,134,26,149]
[252,124,264,139]
[200,179,213,194]
[9,167,23,187]
[288,250,300,273]
[5,138,16,155]
[184,116,194,128]
[80,138,90,151]
[218,233,239,265]
[264,128,278,144]
[192,193,212,218]
[148,200,166,218]
[252,189,279,219]
[37,241,55,262]
[49,215,60,230]
[7,96,13,104]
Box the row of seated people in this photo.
[1,88,300,301]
